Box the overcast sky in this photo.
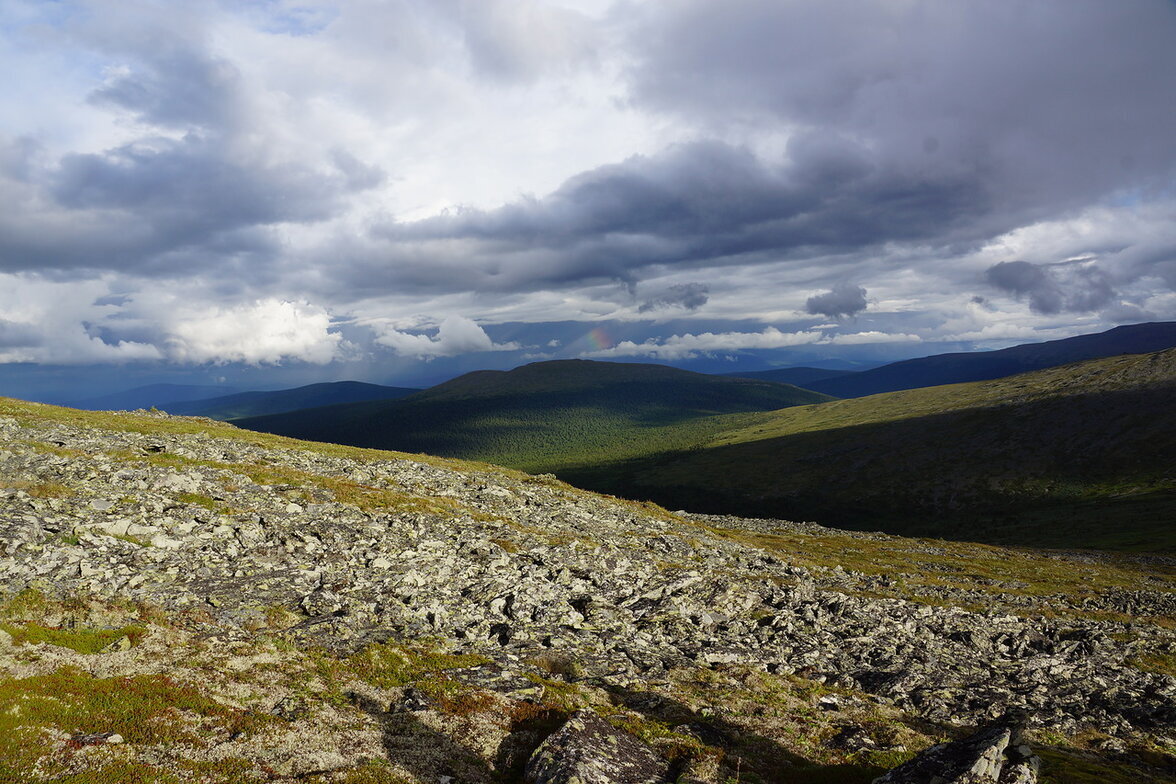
[3,0,1175,395]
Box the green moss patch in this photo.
[0,622,147,654]
[0,666,275,781]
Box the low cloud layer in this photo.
[588,326,920,361]
[373,316,520,359]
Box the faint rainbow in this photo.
[587,327,614,350]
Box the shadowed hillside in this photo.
[722,367,856,386]
[565,349,1176,551]
[237,359,832,472]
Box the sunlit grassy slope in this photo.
[237,359,832,472]
[565,349,1176,551]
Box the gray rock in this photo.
[872,715,1039,784]
[525,710,667,784]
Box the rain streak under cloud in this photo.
[2,0,1176,392]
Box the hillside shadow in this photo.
[349,691,500,784]
[602,683,887,784]
[348,690,567,784]
[559,384,1176,551]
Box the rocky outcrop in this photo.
[525,710,667,784]
[873,714,1040,784]
[0,404,1173,780]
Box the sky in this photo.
[2,0,1176,400]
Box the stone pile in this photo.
[0,408,1173,781]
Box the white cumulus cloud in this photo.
[162,299,342,365]
[372,315,519,359]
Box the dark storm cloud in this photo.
[639,282,709,313]
[985,261,1116,315]
[0,22,382,278]
[0,320,41,349]
[360,138,986,296]
[805,282,867,319]
[625,0,1176,214]
[343,0,1176,302]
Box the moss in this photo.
[0,622,147,654]
[109,531,152,548]
[490,537,520,553]
[0,588,51,621]
[1037,746,1172,783]
[0,666,276,781]
[303,760,413,784]
[523,673,588,712]
[0,480,70,499]
[413,676,498,716]
[1129,651,1176,678]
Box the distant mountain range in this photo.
[165,381,420,420]
[73,383,248,412]
[72,381,419,420]
[723,367,856,386]
[237,359,832,472]
[804,321,1176,397]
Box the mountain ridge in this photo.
[236,359,833,472]
[166,380,420,420]
[808,321,1176,397]
[568,348,1176,551]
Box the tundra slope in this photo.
[0,399,1172,782]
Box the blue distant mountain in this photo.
[807,322,1176,398]
[72,384,248,412]
[165,381,421,420]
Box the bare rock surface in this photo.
[873,714,1040,784]
[525,710,667,784]
[0,404,1173,781]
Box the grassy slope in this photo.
[165,381,420,420]
[237,359,832,473]
[562,350,1176,551]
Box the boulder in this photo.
[873,714,1039,784]
[525,710,667,784]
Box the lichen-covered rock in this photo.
[525,710,667,784]
[873,715,1040,784]
[0,405,1173,755]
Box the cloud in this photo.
[373,315,520,359]
[453,0,599,81]
[627,0,1176,217]
[587,328,825,360]
[805,282,867,318]
[0,319,42,349]
[985,260,1116,315]
[161,299,342,365]
[638,282,709,313]
[586,326,923,360]
[2,0,1175,377]
[826,331,921,345]
[359,138,986,301]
